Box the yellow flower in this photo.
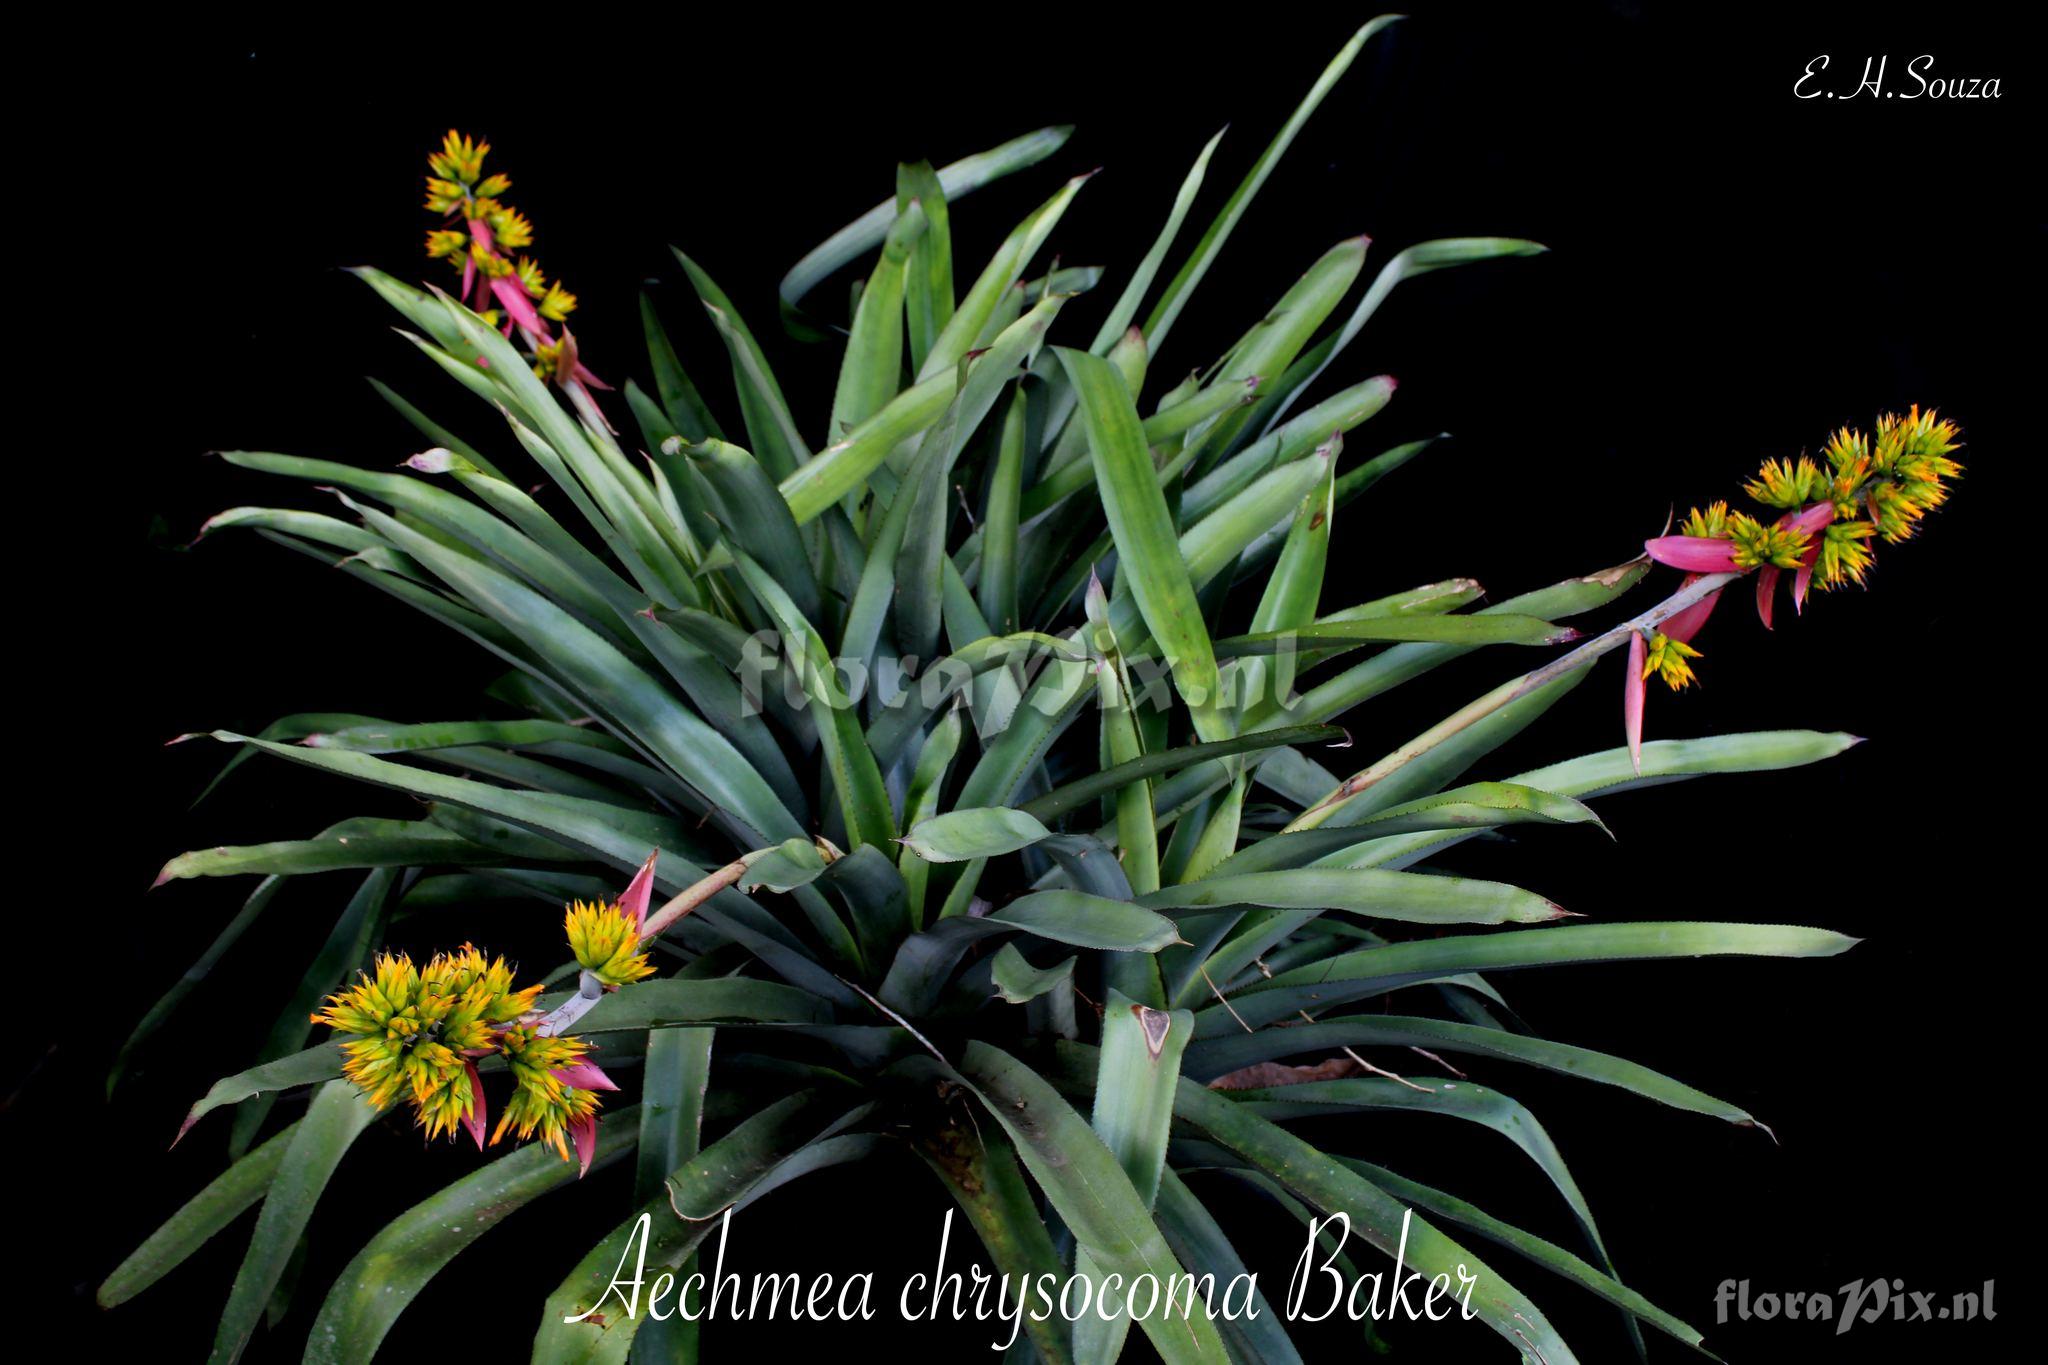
[427,130,490,186]
[565,901,655,987]
[423,178,468,216]
[312,946,540,1139]
[1815,519,1877,590]
[471,243,515,279]
[1744,457,1825,510]
[1725,511,1811,571]
[1640,631,1702,690]
[539,281,578,322]
[486,205,535,250]
[425,228,469,263]
[491,1025,602,1161]
[1679,502,1730,539]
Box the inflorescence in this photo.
[1625,406,1961,763]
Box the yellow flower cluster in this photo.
[565,900,656,987]
[1640,631,1702,690]
[420,130,578,341]
[313,941,603,1160]
[312,947,539,1138]
[313,872,665,1163]
[492,1025,602,1161]
[1730,405,1962,590]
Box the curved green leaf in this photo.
[99,1122,302,1308]
[304,1110,638,1364]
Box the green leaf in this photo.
[1076,993,1194,1364]
[989,944,1077,1005]
[881,892,1181,1014]
[99,1122,301,1308]
[954,1043,1231,1365]
[534,1093,855,1362]
[153,818,535,885]
[573,978,834,1031]
[781,370,955,524]
[212,1080,378,1364]
[1059,347,1227,738]
[899,706,964,926]
[728,549,896,851]
[1230,1077,1625,1301]
[1022,724,1344,824]
[1209,781,1605,876]
[895,294,1067,659]
[913,1113,1075,1365]
[1193,236,1370,458]
[230,869,397,1158]
[778,126,1072,325]
[640,293,723,442]
[1341,732,1863,878]
[1089,128,1224,353]
[978,389,1028,632]
[679,436,823,622]
[1199,921,1859,1036]
[112,876,287,1095]
[339,497,803,844]
[675,251,810,479]
[1189,1011,1798,1130]
[1213,613,1576,654]
[1262,238,1548,432]
[831,198,926,439]
[1142,18,1400,355]
[899,807,1053,863]
[634,1027,712,1364]
[304,1111,638,1365]
[366,377,499,475]
[1337,1157,1713,1355]
[1119,1046,1582,1364]
[897,161,953,373]
[178,1044,345,1143]
[921,173,1089,381]
[737,837,832,894]
[1145,865,1568,922]
[198,736,687,879]
[1152,1170,1305,1365]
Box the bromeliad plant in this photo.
[107,19,1959,1364]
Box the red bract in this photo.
[619,849,659,933]
[1756,502,1835,628]
[460,1060,487,1150]
[1644,535,1741,573]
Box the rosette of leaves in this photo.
[111,20,1892,1364]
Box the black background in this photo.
[23,2,2033,1360]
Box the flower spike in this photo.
[1627,410,1958,753]
[418,130,602,388]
